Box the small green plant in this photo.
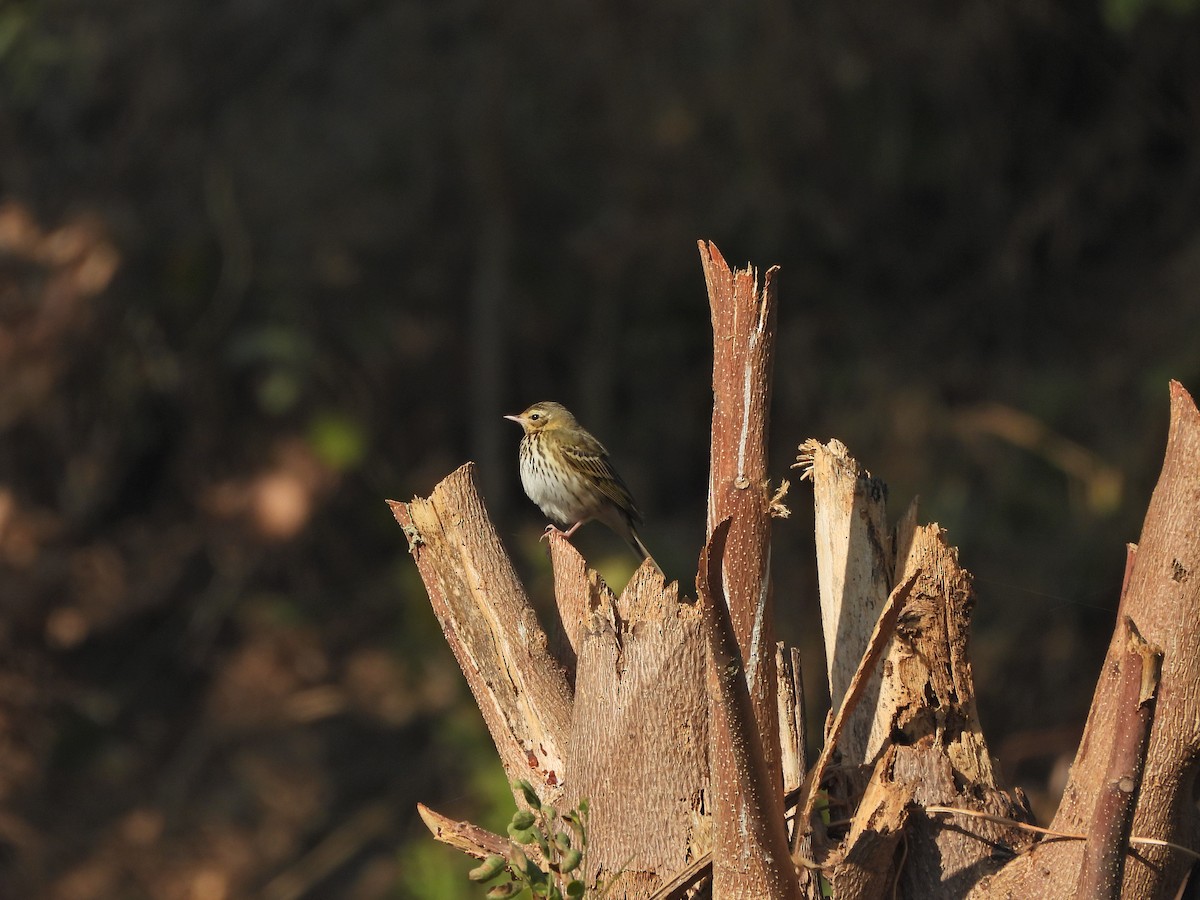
[467,779,590,899]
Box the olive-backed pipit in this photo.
[505,401,657,568]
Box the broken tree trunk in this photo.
[393,473,702,898]
[799,438,892,771]
[394,244,794,897]
[795,444,1036,899]
[972,381,1200,900]
[557,537,709,895]
[699,242,796,899]
[393,235,1200,898]
[389,471,572,803]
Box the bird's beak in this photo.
[503,414,522,424]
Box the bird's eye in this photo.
[530,413,540,420]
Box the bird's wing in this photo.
[559,434,644,523]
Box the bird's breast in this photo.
[519,434,594,526]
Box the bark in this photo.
[699,519,799,898]
[561,533,709,895]
[416,803,510,862]
[1072,617,1162,900]
[975,381,1200,900]
[388,467,572,802]
[548,530,612,678]
[699,241,788,899]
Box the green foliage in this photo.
[397,838,477,900]
[0,2,72,104]
[468,782,590,900]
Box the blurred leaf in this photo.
[395,838,476,900]
[0,8,29,61]
[226,326,316,367]
[308,410,367,470]
[257,367,303,414]
[1102,0,1200,30]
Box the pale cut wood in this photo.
[975,381,1200,900]
[700,518,799,899]
[563,537,708,899]
[797,569,919,861]
[795,438,893,767]
[892,497,920,596]
[388,464,572,801]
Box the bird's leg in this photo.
[540,521,584,543]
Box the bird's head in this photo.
[504,401,575,435]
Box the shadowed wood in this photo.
[975,381,1200,900]
[827,745,911,900]
[777,644,807,799]
[700,518,799,898]
[1072,617,1162,900]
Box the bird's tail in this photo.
[626,522,662,575]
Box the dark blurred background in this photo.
[2,0,1199,897]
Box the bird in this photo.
[504,401,658,569]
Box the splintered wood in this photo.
[796,439,1034,898]
[394,234,1200,899]
[795,438,892,768]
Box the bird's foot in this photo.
[540,523,583,543]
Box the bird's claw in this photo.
[540,525,565,544]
